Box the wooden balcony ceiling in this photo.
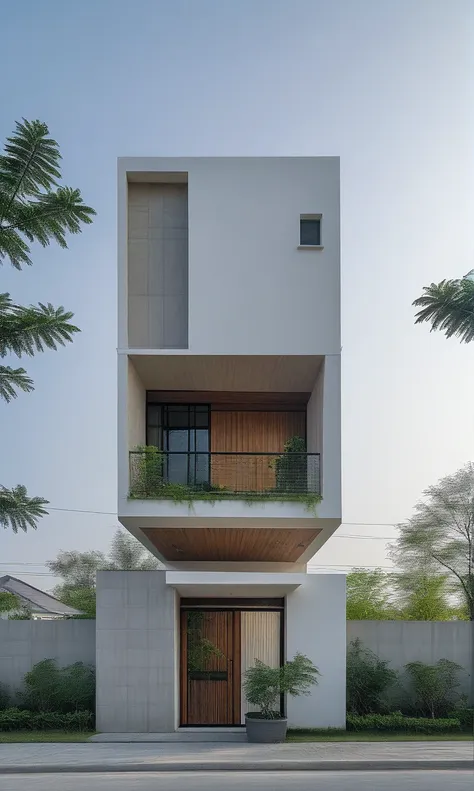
[142,527,321,562]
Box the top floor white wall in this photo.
[119,156,340,356]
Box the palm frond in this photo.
[413,279,474,343]
[0,119,96,269]
[0,298,80,358]
[0,485,48,533]
[0,365,34,402]
[0,119,60,205]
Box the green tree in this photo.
[390,464,474,620]
[346,568,396,620]
[50,529,160,616]
[0,591,20,613]
[395,572,457,621]
[413,274,474,343]
[0,119,95,533]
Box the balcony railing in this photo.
[129,450,321,506]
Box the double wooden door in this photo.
[180,610,241,726]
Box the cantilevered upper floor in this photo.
[117,156,341,569]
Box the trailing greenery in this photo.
[0,708,94,732]
[243,653,320,720]
[404,659,464,719]
[0,592,20,614]
[347,639,398,715]
[346,712,462,733]
[129,443,321,512]
[0,118,95,533]
[20,659,95,714]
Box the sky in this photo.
[0,0,473,588]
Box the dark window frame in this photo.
[146,403,211,486]
[299,214,322,247]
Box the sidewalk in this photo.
[0,741,473,773]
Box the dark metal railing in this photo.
[129,450,321,499]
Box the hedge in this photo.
[448,708,474,733]
[346,712,461,733]
[0,708,94,732]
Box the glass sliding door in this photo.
[146,404,210,487]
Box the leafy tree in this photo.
[0,119,95,533]
[0,591,20,613]
[346,568,396,620]
[404,659,464,718]
[413,275,474,344]
[395,572,457,621]
[107,528,160,571]
[390,464,474,620]
[50,529,160,616]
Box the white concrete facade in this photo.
[103,156,345,732]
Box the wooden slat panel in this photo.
[184,611,234,725]
[143,527,321,562]
[210,411,305,490]
[211,411,305,453]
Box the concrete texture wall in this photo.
[127,182,188,349]
[286,574,346,728]
[0,620,95,697]
[348,620,474,702]
[95,571,178,732]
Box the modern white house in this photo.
[96,156,345,733]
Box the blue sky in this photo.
[1,0,473,586]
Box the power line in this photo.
[46,506,401,528]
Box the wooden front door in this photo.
[180,610,241,726]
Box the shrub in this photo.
[448,707,474,733]
[0,707,94,732]
[20,659,95,714]
[404,659,463,719]
[243,653,320,719]
[0,683,10,710]
[346,712,461,733]
[346,639,398,715]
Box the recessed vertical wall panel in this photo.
[128,183,188,349]
[240,611,280,723]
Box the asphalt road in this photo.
[0,772,473,791]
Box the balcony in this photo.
[129,449,321,510]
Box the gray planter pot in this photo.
[245,715,288,743]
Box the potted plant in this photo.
[243,652,320,743]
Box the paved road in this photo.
[0,772,473,791]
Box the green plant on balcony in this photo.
[131,445,165,496]
[272,435,308,493]
[129,442,321,512]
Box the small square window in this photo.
[300,215,321,247]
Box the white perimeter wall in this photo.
[0,620,95,697]
[286,574,346,728]
[348,620,474,702]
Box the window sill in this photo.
[297,245,324,251]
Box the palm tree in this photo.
[413,272,474,343]
[0,119,95,532]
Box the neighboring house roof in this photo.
[0,575,82,616]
